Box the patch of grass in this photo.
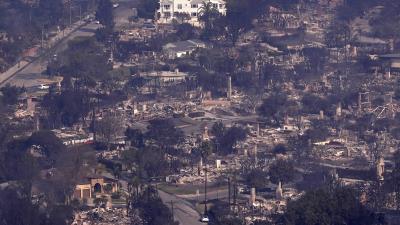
[158,183,200,195]
[158,182,228,195]
[195,202,214,215]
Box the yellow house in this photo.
[73,175,119,200]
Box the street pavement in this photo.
[0,0,137,88]
[0,20,100,88]
[118,172,208,225]
[0,19,89,86]
[179,189,229,202]
[114,1,138,29]
[158,190,205,225]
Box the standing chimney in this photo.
[276,181,283,200]
[256,123,260,137]
[336,103,342,118]
[35,114,40,131]
[250,187,256,205]
[227,76,232,100]
[377,156,385,181]
[198,158,203,176]
[216,159,221,170]
[253,145,258,165]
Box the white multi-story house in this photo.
[157,0,226,26]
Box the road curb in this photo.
[0,21,90,87]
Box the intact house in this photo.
[140,69,190,90]
[353,36,389,55]
[0,31,9,42]
[376,53,400,78]
[379,53,400,71]
[52,129,94,146]
[163,39,206,59]
[157,0,226,26]
[73,175,119,201]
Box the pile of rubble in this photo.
[72,208,131,225]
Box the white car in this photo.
[113,3,119,8]
[38,84,50,90]
[200,216,209,223]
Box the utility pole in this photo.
[170,200,174,217]
[228,176,231,207]
[69,0,72,26]
[233,170,237,211]
[41,27,44,49]
[204,162,208,216]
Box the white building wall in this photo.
[158,0,226,26]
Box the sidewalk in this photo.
[0,19,88,85]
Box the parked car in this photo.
[200,216,209,223]
[38,84,50,90]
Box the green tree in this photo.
[305,120,330,143]
[37,0,64,26]
[125,127,145,148]
[138,147,171,178]
[95,0,114,28]
[137,0,159,19]
[0,132,86,225]
[2,139,39,181]
[0,84,23,106]
[216,126,247,155]
[0,186,72,225]
[130,187,178,225]
[95,114,124,150]
[301,47,328,75]
[41,89,91,128]
[283,187,385,225]
[48,37,111,85]
[146,119,184,150]
[211,121,226,140]
[27,130,65,162]
[257,93,288,126]
[268,159,295,184]
[125,75,146,92]
[245,168,268,189]
[175,23,196,41]
[199,140,214,160]
[225,0,271,45]
[198,1,223,40]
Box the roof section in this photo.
[356,35,387,45]
[191,0,225,4]
[163,39,206,52]
[380,53,400,59]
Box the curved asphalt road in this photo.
[158,190,205,225]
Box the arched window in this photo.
[94,183,102,193]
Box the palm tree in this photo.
[199,140,214,160]
[197,1,221,40]
[128,176,142,198]
[175,12,190,23]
